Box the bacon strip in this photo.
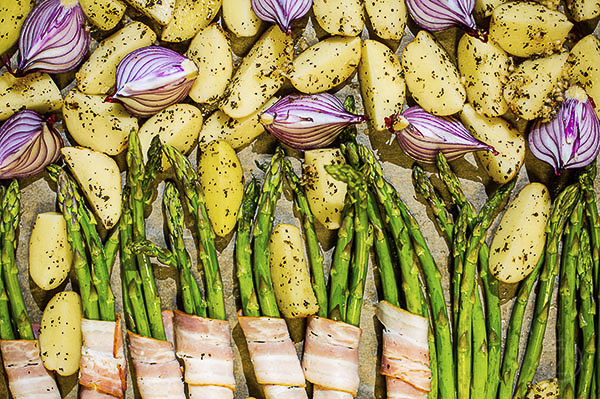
[313,386,354,399]
[79,315,126,398]
[376,301,431,394]
[262,384,309,399]
[302,316,361,396]
[386,377,428,399]
[188,385,234,399]
[0,339,60,399]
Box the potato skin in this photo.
[0,72,62,121]
[525,379,558,398]
[222,0,262,37]
[312,0,363,36]
[0,0,35,56]
[269,223,319,318]
[567,34,600,118]
[161,0,221,42]
[364,0,407,40]
[78,0,126,31]
[489,183,551,283]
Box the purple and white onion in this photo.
[108,46,198,118]
[406,0,483,39]
[17,0,90,75]
[528,86,600,174]
[0,111,63,179]
[260,93,365,150]
[393,106,495,163]
[251,0,312,33]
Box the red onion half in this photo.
[251,0,312,33]
[406,0,481,38]
[0,111,63,179]
[260,93,365,150]
[394,106,495,163]
[109,46,198,118]
[529,86,600,174]
[17,0,90,75]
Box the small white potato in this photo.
[0,72,62,121]
[526,379,558,398]
[198,140,244,237]
[364,0,407,40]
[304,149,347,230]
[39,291,82,376]
[78,0,126,31]
[489,183,551,283]
[187,24,233,104]
[312,0,363,36]
[290,36,361,94]
[460,104,525,184]
[566,0,600,21]
[567,34,600,118]
[29,212,72,291]
[269,223,319,318]
[0,0,35,56]
[62,147,123,230]
[123,0,175,25]
[222,0,262,37]
[161,0,221,42]
[402,31,466,116]
[359,40,405,132]
[474,0,506,18]
[77,22,157,95]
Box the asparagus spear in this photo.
[128,275,151,338]
[104,227,120,275]
[0,186,15,340]
[471,286,488,397]
[452,209,469,327]
[142,135,163,206]
[412,165,454,242]
[328,194,354,321]
[435,153,476,223]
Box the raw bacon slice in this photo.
[386,377,428,399]
[376,301,431,394]
[313,386,354,399]
[79,315,126,398]
[262,384,309,399]
[302,316,361,396]
[188,385,234,399]
[80,387,124,399]
[173,310,235,391]
[0,339,60,399]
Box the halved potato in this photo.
[364,0,407,40]
[566,0,600,21]
[474,0,506,17]
[312,0,363,36]
[123,0,175,24]
[567,34,600,118]
[161,0,221,42]
[0,72,62,121]
[79,0,126,30]
[222,0,262,37]
[0,0,35,56]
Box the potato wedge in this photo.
[0,72,62,121]
[460,104,524,184]
[290,36,361,94]
[474,0,506,18]
[220,26,292,119]
[124,0,175,25]
[62,89,138,156]
[402,31,466,116]
[490,183,551,283]
[29,212,72,290]
[304,149,347,230]
[566,0,600,21]
[359,40,405,132]
[0,0,35,56]
[39,291,82,376]
[567,34,600,118]
[222,0,262,37]
[187,24,233,104]
[364,0,407,40]
[312,0,363,36]
[526,379,558,398]
[77,22,156,95]
[161,0,221,42]
[62,147,122,230]
[198,140,244,236]
[269,223,319,318]
[79,0,126,31]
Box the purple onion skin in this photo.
[17,0,90,75]
[406,0,484,40]
[0,111,63,179]
[251,0,312,34]
[394,106,495,163]
[529,87,600,175]
[260,93,365,151]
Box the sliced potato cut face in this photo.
[364,0,407,40]
[124,0,175,25]
[0,0,35,56]
[79,0,126,31]
[161,0,221,42]
[312,0,363,36]
[474,0,506,18]
[567,34,600,118]
[0,72,62,121]
[222,0,262,37]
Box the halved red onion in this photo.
[406,0,482,39]
[251,0,312,33]
[109,46,198,118]
[17,0,90,75]
[529,86,600,174]
[260,93,365,150]
[0,111,63,179]
[394,106,495,163]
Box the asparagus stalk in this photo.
[452,209,469,328]
[0,186,15,340]
[128,275,151,338]
[104,227,120,275]
[412,165,454,242]
[435,153,477,223]
[328,194,354,321]
[470,286,488,397]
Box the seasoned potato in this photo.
[220,26,292,119]
[402,31,466,116]
[567,34,600,118]
[39,291,82,376]
[222,0,262,37]
[124,0,175,25]
[77,22,156,95]
[364,0,407,40]
[29,213,72,291]
[0,72,62,121]
[62,89,138,155]
[138,104,203,170]
[489,183,551,283]
[566,0,600,21]
[460,104,525,184]
[312,0,363,36]
[290,36,361,94]
[359,40,405,132]
[187,24,233,104]
[503,52,568,120]
[62,147,122,230]
[79,0,126,30]
[474,0,506,18]
[526,379,558,398]
[198,140,244,237]
[457,34,510,117]
[489,2,572,57]
[304,149,347,230]
[269,223,319,318]
[0,0,34,55]
[161,0,221,42]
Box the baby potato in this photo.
[161,0,221,42]
[402,31,466,116]
[567,35,600,118]
[460,104,525,184]
[123,0,175,25]
[474,0,506,18]
[312,0,363,36]
[29,212,72,291]
[0,0,34,56]
[222,0,262,37]
[269,223,319,319]
[364,0,407,40]
[79,0,126,31]
[198,140,244,237]
[39,291,82,376]
[566,0,600,21]
[0,72,62,121]
[489,183,551,283]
